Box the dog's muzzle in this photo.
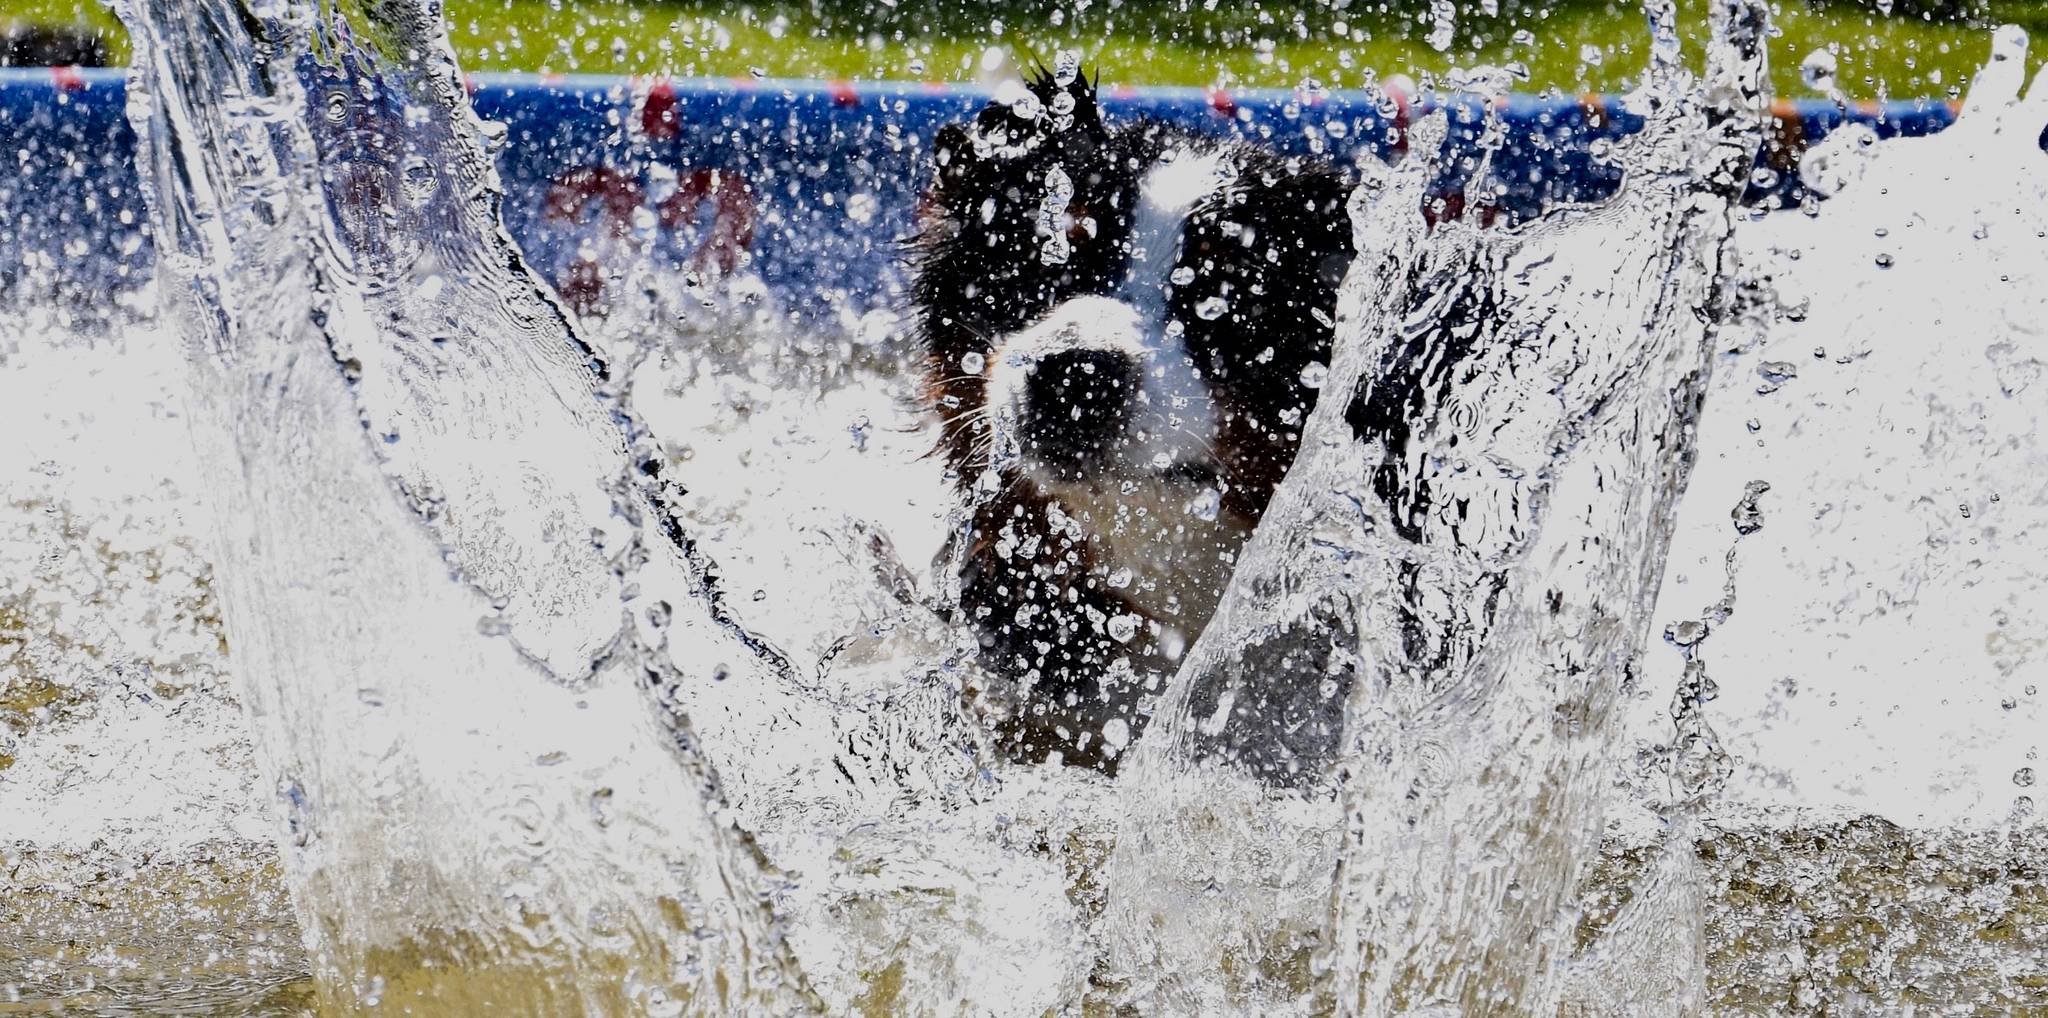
[985,295,1218,486]
[1016,346,1142,480]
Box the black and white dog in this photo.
[911,68,1355,768]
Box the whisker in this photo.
[943,317,1000,344]
[934,405,991,429]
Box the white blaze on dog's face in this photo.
[983,147,1229,492]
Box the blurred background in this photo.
[3,0,2044,100]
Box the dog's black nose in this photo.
[1018,348,1140,479]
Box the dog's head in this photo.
[912,68,1355,521]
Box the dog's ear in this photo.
[1025,63,1105,140]
[953,66,1107,164]
[923,69,1108,218]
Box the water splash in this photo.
[111,0,1101,1010]
[76,0,2048,1012]
[1102,1,1769,1013]
[114,1,819,1010]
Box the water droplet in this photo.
[961,351,986,374]
[1107,613,1140,643]
[1003,82,1044,122]
[1038,165,1075,265]
[1108,567,1133,589]
[1186,488,1222,521]
[845,192,879,226]
[1874,253,1895,269]
[1195,295,1230,320]
[1102,718,1131,751]
[1665,619,1710,647]
[1426,0,1457,51]
[1299,362,1329,389]
[1170,266,1196,286]
[1801,48,1838,92]
[1053,50,1081,88]
[1732,480,1771,535]
[1756,361,1798,394]
[2017,767,2037,788]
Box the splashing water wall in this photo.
[5,0,2047,1013]
[1104,2,1766,1012]
[117,0,822,1010]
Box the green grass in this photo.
[7,0,2047,99]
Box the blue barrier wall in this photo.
[0,67,1965,325]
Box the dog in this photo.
[910,68,1355,769]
